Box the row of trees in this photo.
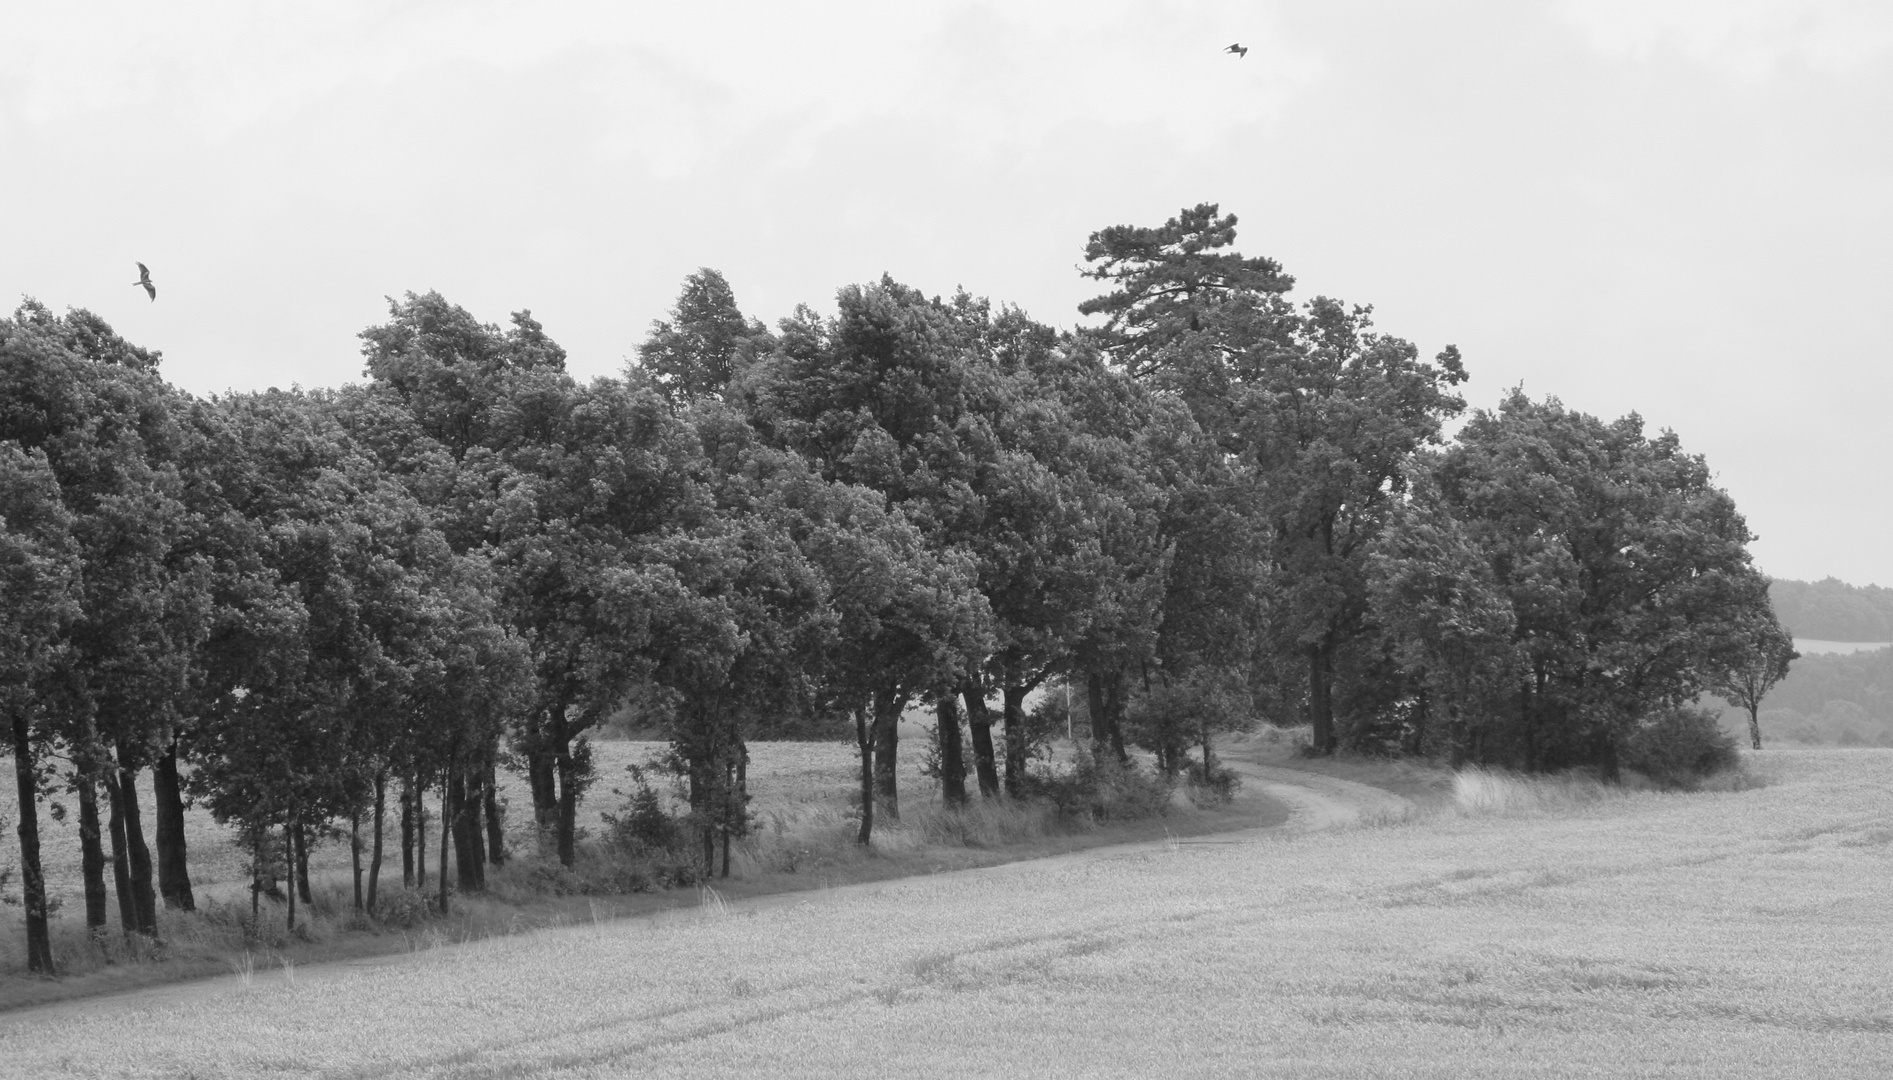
[4,204,1790,974]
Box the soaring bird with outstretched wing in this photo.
[133,262,155,301]
[1225,43,1248,58]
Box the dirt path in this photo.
[0,758,1414,1026]
[1226,760,1415,831]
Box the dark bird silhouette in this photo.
[132,262,156,301]
[1225,43,1248,58]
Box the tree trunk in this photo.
[529,709,560,859]
[249,823,262,925]
[400,775,414,888]
[482,757,506,865]
[10,710,55,973]
[1747,705,1763,750]
[720,751,735,879]
[554,739,580,868]
[871,688,903,822]
[962,687,1000,797]
[438,774,452,914]
[937,694,966,807]
[854,704,874,846]
[453,763,485,893]
[151,739,194,911]
[1001,683,1029,795]
[103,768,137,935]
[1307,642,1337,754]
[115,754,159,935]
[284,819,297,931]
[1600,725,1622,784]
[368,769,386,912]
[350,805,364,914]
[1403,686,1428,758]
[292,820,312,905]
[1085,669,1128,764]
[415,777,428,889]
[77,768,108,932]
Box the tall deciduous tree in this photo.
[635,269,768,406]
[1713,595,1798,750]
[1431,390,1776,776]
[0,301,216,937]
[0,441,82,973]
[1079,208,1467,753]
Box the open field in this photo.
[3,747,1885,1078]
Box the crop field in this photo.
[3,747,1886,1078]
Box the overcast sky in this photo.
[4,0,1889,586]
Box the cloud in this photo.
[1555,0,1893,78]
[4,1,1320,166]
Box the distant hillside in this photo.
[1735,646,1893,748]
[1767,577,1893,643]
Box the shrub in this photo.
[602,767,684,856]
[1623,706,1742,788]
[1022,752,1174,823]
[1184,761,1242,806]
[372,887,436,929]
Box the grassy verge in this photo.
[0,741,1287,1013]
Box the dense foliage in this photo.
[1,205,1786,972]
[1767,577,1893,643]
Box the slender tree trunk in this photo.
[103,768,137,935]
[293,821,312,905]
[871,688,903,822]
[529,709,560,858]
[415,777,428,889]
[1307,642,1337,754]
[453,762,485,893]
[720,752,735,879]
[962,687,1000,797]
[284,818,297,932]
[854,704,874,846]
[937,694,966,807]
[151,739,194,911]
[1086,669,1128,763]
[1599,725,1622,784]
[1404,686,1428,758]
[554,739,580,868]
[1001,683,1029,795]
[1747,704,1763,750]
[115,753,159,935]
[400,775,414,888]
[438,774,452,914]
[368,769,386,912]
[249,823,262,925]
[350,805,364,914]
[482,756,506,865]
[77,768,108,932]
[10,710,55,973]
[1201,713,1216,776]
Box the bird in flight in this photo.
[1225,43,1248,58]
[132,262,156,301]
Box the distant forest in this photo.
[1767,577,1893,642]
[1716,578,1893,747]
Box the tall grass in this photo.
[1452,759,1764,817]
[1451,765,1628,815]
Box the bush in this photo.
[1021,752,1174,823]
[1184,761,1242,806]
[1622,706,1742,788]
[602,767,684,856]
